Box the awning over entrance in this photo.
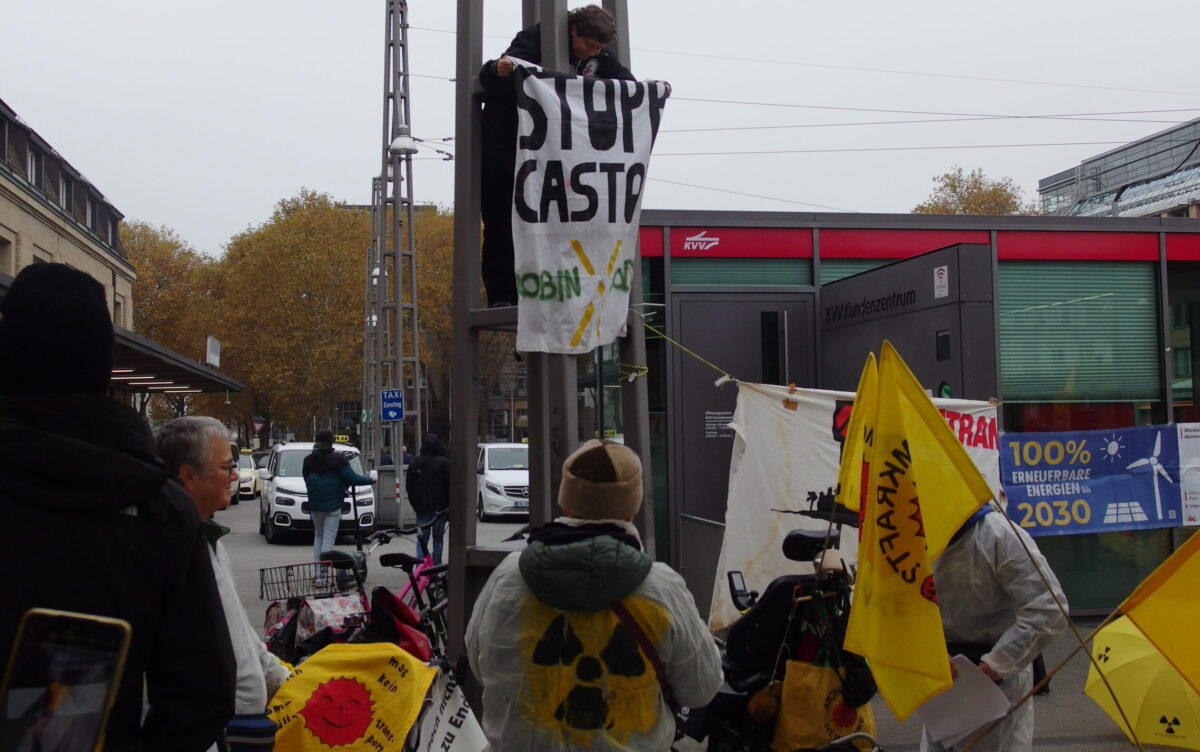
[112,325,243,394]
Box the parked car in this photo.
[476,442,530,521]
[258,441,377,544]
[237,450,261,500]
[228,442,240,506]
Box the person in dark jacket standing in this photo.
[477,4,635,307]
[0,263,236,752]
[406,433,451,564]
[302,430,375,561]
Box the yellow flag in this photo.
[835,353,877,515]
[1120,530,1200,696]
[844,341,994,721]
[269,642,436,752]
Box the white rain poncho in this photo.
[465,528,722,752]
[920,510,1068,752]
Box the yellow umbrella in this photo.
[1085,616,1200,750]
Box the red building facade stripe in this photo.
[656,227,813,258]
[639,226,665,257]
[1166,233,1200,261]
[996,231,1158,261]
[818,228,990,258]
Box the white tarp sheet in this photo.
[709,382,1001,631]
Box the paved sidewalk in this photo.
[678,617,1144,751]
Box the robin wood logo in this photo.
[682,231,719,251]
[569,238,629,348]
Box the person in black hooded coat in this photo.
[476,4,635,307]
[0,264,236,752]
[405,433,450,565]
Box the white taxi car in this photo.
[259,441,376,544]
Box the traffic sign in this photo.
[381,389,404,422]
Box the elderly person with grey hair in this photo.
[157,416,290,747]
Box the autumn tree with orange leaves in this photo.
[913,166,1042,215]
[219,190,371,439]
[412,205,515,439]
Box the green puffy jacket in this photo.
[302,443,373,513]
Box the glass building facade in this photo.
[1039,117,1200,218]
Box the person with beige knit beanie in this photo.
[466,440,722,751]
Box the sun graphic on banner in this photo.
[298,677,374,746]
[1100,434,1126,463]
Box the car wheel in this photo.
[258,505,267,535]
[265,517,283,545]
[230,494,239,506]
[477,494,488,522]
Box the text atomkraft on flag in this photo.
[511,60,667,354]
[710,382,999,632]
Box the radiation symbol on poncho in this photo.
[520,596,670,744]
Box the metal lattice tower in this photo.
[364,0,422,469]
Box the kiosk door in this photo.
[668,291,815,615]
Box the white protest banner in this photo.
[709,382,1000,631]
[411,669,487,752]
[511,60,667,354]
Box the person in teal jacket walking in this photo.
[302,430,375,562]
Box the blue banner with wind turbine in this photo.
[1000,424,1200,536]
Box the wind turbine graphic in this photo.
[1126,431,1174,519]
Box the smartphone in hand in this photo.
[1,608,132,752]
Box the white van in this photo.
[476,442,529,521]
[258,441,376,544]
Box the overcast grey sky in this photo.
[4,1,1197,256]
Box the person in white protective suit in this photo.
[921,504,1069,752]
[466,439,722,751]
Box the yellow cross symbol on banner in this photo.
[569,238,623,348]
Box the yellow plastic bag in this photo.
[771,659,875,752]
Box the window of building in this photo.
[59,174,72,207]
[1174,347,1192,379]
[113,294,125,329]
[670,257,812,287]
[86,197,97,229]
[819,259,887,285]
[0,234,12,276]
[26,147,43,188]
[998,261,1161,411]
[1167,261,1200,423]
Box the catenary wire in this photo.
[407,26,1200,98]
[661,115,1194,134]
[654,140,1188,157]
[648,177,857,212]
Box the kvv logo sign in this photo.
[511,60,668,354]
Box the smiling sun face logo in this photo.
[298,677,374,746]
